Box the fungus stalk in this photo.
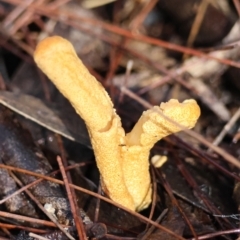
[34,36,200,211]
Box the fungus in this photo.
[34,36,200,211]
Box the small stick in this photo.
[211,107,240,147]
[57,156,86,240]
